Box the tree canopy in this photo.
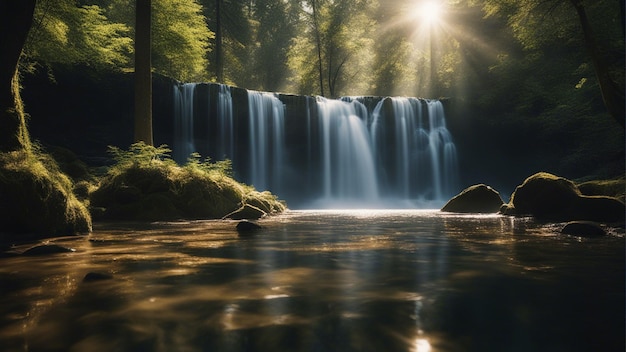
[18,0,625,133]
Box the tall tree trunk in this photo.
[215,0,224,82]
[0,0,36,152]
[134,0,153,145]
[570,0,625,128]
[311,0,325,97]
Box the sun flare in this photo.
[414,0,444,26]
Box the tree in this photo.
[202,0,252,85]
[215,0,224,82]
[24,0,132,71]
[0,0,36,152]
[134,0,152,145]
[568,0,624,128]
[288,0,375,97]
[108,0,212,81]
[311,0,325,96]
[481,0,624,127]
[0,0,92,237]
[233,0,300,91]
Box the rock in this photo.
[224,204,267,220]
[22,244,76,256]
[499,203,516,216]
[83,272,114,282]
[561,221,606,237]
[505,172,625,223]
[441,184,504,213]
[574,196,626,224]
[236,220,262,234]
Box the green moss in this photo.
[0,150,92,240]
[509,172,580,217]
[577,178,625,201]
[91,142,286,221]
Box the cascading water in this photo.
[172,82,458,208]
[247,91,285,193]
[315,97,379,206]
[216,84,234,159]
[368,97,458,203]
[173,83,196,162]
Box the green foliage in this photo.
[150,0,212,81]
[24,0,212,81]
[107,142,174,171]
[286,0,376,97]
[185,152,233,178]
[24,0,132,69]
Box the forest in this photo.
[0,0,624,234]
[19,0,625,102]
[0,2,625,350]
[19,0,626,173]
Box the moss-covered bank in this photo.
[90,143,286,221]
[0,150,92,240]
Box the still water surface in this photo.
[0,210,623,351]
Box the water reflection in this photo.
[0,210,623,351]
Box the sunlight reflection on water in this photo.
[0,210,623,351]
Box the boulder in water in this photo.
[236,220,262,234]
[441,184,504,213]
[561,221,606,238]
[503,172,625,223]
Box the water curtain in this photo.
[173,83,458,208]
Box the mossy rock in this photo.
[441,184,504,213]
[176,176,242,219]
[245,190,287,214]
[224,204,267,220]
[505,172,625,223]
[577,178,625,201]
[90,159,284,221]
[510,172,580,217]
[0,151,91,239]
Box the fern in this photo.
[184,152,233,177]
[108,142,173,169]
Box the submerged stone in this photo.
[83,272,114,282]
[22,244,76,256]
[441,184,504,213]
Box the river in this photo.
[0,210,623,351]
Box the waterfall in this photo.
[172,82,458,208]
[217,84,234,159]
[315,97,379,206]
[368,97,458,202]
[247,91,285,192]
[173,83,196,161]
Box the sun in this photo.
[413,0,444,26]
